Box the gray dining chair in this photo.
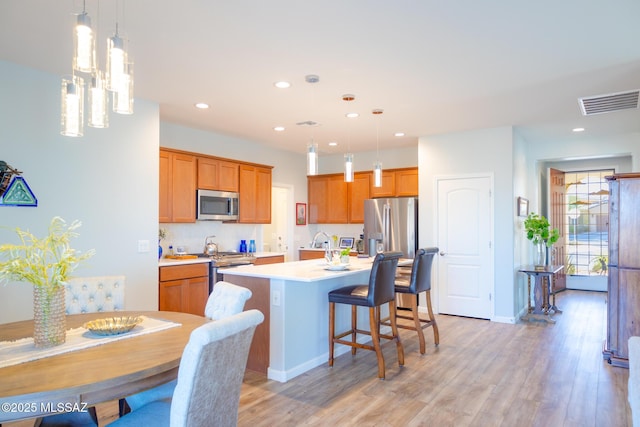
[108,309,264,427]
[124,281,252,412]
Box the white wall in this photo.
[0,60,159,322]
[419,126,515,321]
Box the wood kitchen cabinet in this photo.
[239,164,272,223]
[254,254,285,265]
[307,174,349,224]
[370,167,418,198]
[349,172,371,223]
[603,173,640,367]
[197,157,239,192]
[159,263,209,316]
[307,169,416,224]
[159,149,197,223]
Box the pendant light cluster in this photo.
[61,0,133,137]
[299,74,388,182]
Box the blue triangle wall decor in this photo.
[0,176,37,206]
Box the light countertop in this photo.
[222,256,412,282]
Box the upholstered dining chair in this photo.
[124,281,252,413]
[108,309,264,427]
[39,276,125,427]
[386,248,440,354]
[65,275,126,315]
[328,251,404,379]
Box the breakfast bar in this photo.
[222,256,386,383]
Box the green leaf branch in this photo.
[524,213,559,247]
[0,216,95,290]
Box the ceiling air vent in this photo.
[578,90,640,116]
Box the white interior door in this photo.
[437,175,493,319]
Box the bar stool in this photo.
[390,247,439,354]
[328,251,404,379]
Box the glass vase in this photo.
[534,241,547,269]
[33,284,66,348]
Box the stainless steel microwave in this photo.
[197,189,239,221]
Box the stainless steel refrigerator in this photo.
[364,197,418,258]
[364,197,419,308]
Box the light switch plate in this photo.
[138,239,150,253]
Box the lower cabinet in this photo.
[254,255,285,265]
[299,249,325,260]
[159,263,209,316]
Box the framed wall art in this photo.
[296,202,306,225]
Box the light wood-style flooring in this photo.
[237,290,631,427]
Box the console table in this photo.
[519,265,564,323]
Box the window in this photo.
[564,169,612,276]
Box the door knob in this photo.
[440,252,446,256]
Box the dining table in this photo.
[0,310,208,423]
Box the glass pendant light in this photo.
[373,160,383,187]
[372,109,383,187]
[73,5,95,73]
[344,153,354,182]
[307,142,318,176]
[88,70,108,127]
[343,94,355,183]
[60,75,85,137]
[106,31,126,92]
[113,62,134,114]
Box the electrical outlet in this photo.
[138,239,150,253]
[272,290,281,306]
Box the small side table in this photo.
[519,265,564,324]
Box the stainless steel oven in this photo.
[192,252,256,292]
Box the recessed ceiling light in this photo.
[345,112,359,118]
[394,132,405,137]
[572,127,585,132]
[273,126,285,132]
[194,102,209,109]
[274,81,291,89]
[328,141,338,146]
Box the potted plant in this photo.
[340,248,351,264]
[0,217,95,347]
[524,213,559,268]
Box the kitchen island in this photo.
[222,256,394,382]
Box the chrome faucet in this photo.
[311,231,331,249]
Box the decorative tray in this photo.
[324,263,350,271]
[84,316,143,336]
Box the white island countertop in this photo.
[222,256,412,282]
[222,256,377,282]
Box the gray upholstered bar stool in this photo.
[328,251,404,379]
[392,247,439,354]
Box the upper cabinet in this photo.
[308,173,369,224]
[349,172,371,223]
[308,168,417,224]
[308,174,348,224]
[159,149,197,223]
[370,167,418,198]
[160,148,272,224]
[239,164,272,223]
[197,157,239,192]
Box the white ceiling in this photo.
[2,1,640,155]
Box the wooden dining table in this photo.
[0,311,208,423]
